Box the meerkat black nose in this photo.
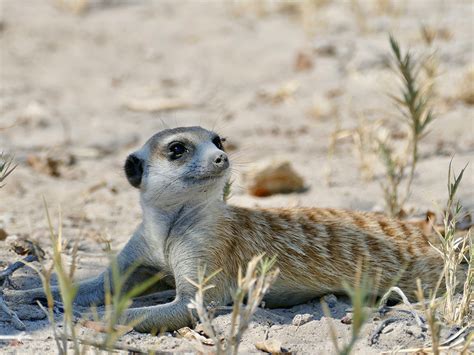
[212,152,229,170]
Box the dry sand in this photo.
[0,0,473,353]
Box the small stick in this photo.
[0,294,26,330]
[377,286,426,330]
[0,254,38,284]
[369,318,398,345]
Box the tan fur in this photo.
[9,126,448,333]
[215,206,443,306]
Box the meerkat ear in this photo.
[124,154,143,188]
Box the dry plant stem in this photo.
[377,286,426,329]
[379,35,436,216]
[416,279,441,355]
[31,211,161,355]
[228,256,279,355]
[44,201,81,355]
[322,263,372,355]
[0,293,26,330]
[186,265,223,353]
[440,326,472,346]
[36,300,63,354]
[101,258,162,351]
[187,255,279,355]
[0,152,17,187]
[321,301,341,353]
[369,318,397,345]
[430,162,472,325]
[389,35,434,205]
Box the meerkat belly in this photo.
[262,280,329,308]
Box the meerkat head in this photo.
[124,126,230,207]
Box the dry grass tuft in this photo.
[322,262,376,355]
[187,254,279,355]
[28,199,82,354]
[395,160,473,354]
[31,201,162,354]
[97,258,162,350]
[377,35,436,217]
[430,161,472,326]
[0,152,17,188]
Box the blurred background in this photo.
[0,0,473,247]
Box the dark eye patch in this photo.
[168,141,187,160]
[212,136,224,150]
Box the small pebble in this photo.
[341,314,352,325]
[292,313,313,326]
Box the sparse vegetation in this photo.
[187,254,279,355]
[28,200,81,354]
[96,257,162,351]
[392,161,472,354]
[322,263,376,355]
[30,201,162,354]
[377,35,437,217]
[0,152,16,188]
[430,161,472,326]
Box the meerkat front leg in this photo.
[117,247,227,333]
[6,225,167,308]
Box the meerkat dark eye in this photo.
[168,142,187,160]
[212,136,224,150]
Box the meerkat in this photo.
[9,126,450,333]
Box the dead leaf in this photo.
[255,339,282,353]
[81,320,133,335]
[177,326,214,346]
[124,97,193,112]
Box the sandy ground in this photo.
[0,0,473,353]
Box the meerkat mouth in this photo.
[185,173,224,182]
